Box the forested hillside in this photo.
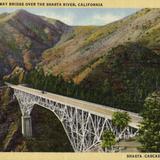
[5,42,160,113]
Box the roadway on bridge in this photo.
[7,83,142,129]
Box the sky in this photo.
[0,8,140,26]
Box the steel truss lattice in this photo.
[14,89,138,152]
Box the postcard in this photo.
[0,0,160,160]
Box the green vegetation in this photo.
[101,112,131,152]
[27,22,48,42]
[112,112,131,130]
[23,69,84,99]
[74,26,97,37]
[138,91,160,152]
[81,43,160,112]
[140,27,160,47]
[7,40,20,53]
[5,42,160,114]
[101,130,116,152]
[82,24,118,47]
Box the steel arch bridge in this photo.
[6,83,142,152]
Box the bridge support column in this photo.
[21,115,32,137]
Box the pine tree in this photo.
[101,130,116,152]
[138,91,160,152]
[112,111,131,139]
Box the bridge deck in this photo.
[7,83,142,129]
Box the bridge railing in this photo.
[5,82,142,122]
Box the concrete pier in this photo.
[21,115,32,137]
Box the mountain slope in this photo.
[0,10,70,79]
[1,8,159,82]
[41,8,160,81]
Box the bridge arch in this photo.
[30,104,73,152]
[32,103,75,151]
